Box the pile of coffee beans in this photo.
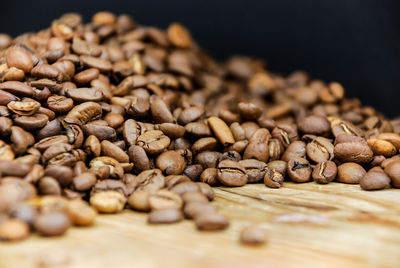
[0,12,399,243]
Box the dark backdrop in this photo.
[1,0,399,117]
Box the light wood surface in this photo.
[1,182,400,268]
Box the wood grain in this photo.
[1,182,400,268]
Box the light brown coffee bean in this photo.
[240,225,267,246]
[90,190,126,213]
[287,157,312,183]
[149,189,183,210]
[208,116,235,146]
[0,219,30,241]
[312,161,337,184]
[337,162,366,184]
[34,212,70,236]
[217,160,248,186]
[264,169,284,188]
[360,167,390,190]
[148,208,183,224]
[128,190,151,212]
[155,150,186,175]
[194,212,229,231]
[67,199,97,226]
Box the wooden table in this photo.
[1,182,400,268]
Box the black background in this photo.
[0,0,399,117]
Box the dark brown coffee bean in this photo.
[287,157,312,183]
[217,160,248,186]
[239,159,268,183]
[150,95,175,124]
[178,106,204,125]
[14,113,49,130]
[31,64,62,81]
[360,167,390,190]
[38,176,62,195]
[156,150,186,175]
[34,212,70,236]
[238,102,262,121]
[0,81,34,97]
[240,225,267,245]
[312,161,337,184]
[66,88,103,102]
[148,208,183,224]
[298,115,330,135]
[243,128,270,162]
[183,164,203,181]
[65,101,102,125]
[185,122,212,137]
[195,151,221,169]
[337,163,366,184]
[73,172,97,191]
[264,169,284,188]
[194,212,229,231]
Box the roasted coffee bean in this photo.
[91,180,128,197]
[0,219,30,241]
[217,160,248,186]
[182,164,203,181]
[181,191,209,204]
[6,48,34,73]
[360,167,390,190]
[34,212,70,236]
[334,134,373,164]
[135,169,165,192]
[196,182,215,201]
[128,190,151,212]
[367,138,397,157]
[90,190,126,213]
[240,225,267,246]
[101,140,129,163]
[267,160,287,177]
[184,200,216,218]
[287,157,312,183]
[38,176,62,196]
[219,151,242,162]
[200,168,219,186]
[208,116,235,146]
[282,140,306,162]
[271,124,298,147]
[298,115,330,136]
[268,138,284,161]
[264,169,284,188]
[149,190,183,210]
[65,101,102,125]
[137,130,170,154]
[306,137,334,163]
[171,181,200,195]
[194,212,229,231]
[312,161,337,184]
[238,102,262,121]
[195,151,221,169]
[243,128,270,162]
[337,163,366,184]
[384,160,400,188]
[67,199,97,226]
[89,156,124,179]
[8,203,37,226]
[73,172,97,191]
[239,159,268,183]
[155,150,186,175]
[148,208,183,224]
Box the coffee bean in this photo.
[217,160,248,186]
[101,140,129,163]
[360,167,390,190]
[34,211,70,236]
[298,115,330,136]
[148,208,183,224]
[264,169,284,188]
[89,156,124,179]
[200,168,219,186]
[156,150,186,175]
[196,182,215,201]
[334,134,373,164]
[239,159,268,183]
[240,225,267,246]
[167,23,192,48]
[267,160,287,177]
[149,189,183,210]
[182,191,209,204]
[287,157,312,183]
[73,172,97,191]
[337,162,366,184]
[367,138,397,157]
[38,176,62,195]
[137,130,170,154]
[135,169,165,192]
[312,161,337,184]
[243,128,270,162]
[67,199,97,226]
[128,190,151,212]
[306,137,334,163]
[90,190,126,213]
[0,219,30,241]
[183,202,216,219]
[208,117,235,146]
[282,140,306,162]
[171,181,200,195]
[384,161,400,188]
[194,212,229,231]
[6,48,34,73]
[271,124,298,147]
[183,164,203,181]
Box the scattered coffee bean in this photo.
[240,225,267,246]
[148,208,183,224]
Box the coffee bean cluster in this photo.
[0,12,399,244]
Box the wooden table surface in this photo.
[1,182,400,268]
